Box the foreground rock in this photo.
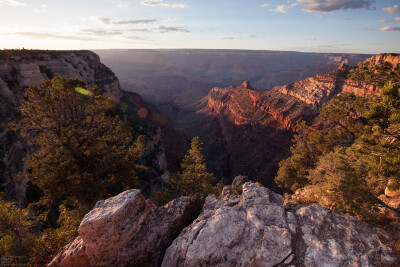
[49,182,396,267]
[48,190,203,267]
[162,182,395,267]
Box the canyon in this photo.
[1,50,399,266]
[181,54,400,186]
[96,50,373,185]
[1,50,395,201]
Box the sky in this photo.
[0,0,399,54]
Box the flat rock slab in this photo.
[162,182,396,267]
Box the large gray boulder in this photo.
[49,182,396,267]
[162,182,395,267]
[48,189,203,267]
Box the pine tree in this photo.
[9,75,146,207]
[169,137,221,197]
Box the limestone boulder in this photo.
[48,190,203,267]
[162,182,396,267]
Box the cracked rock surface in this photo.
[48,190,204,267]
[49,181,396,267]
[162,182,395,267]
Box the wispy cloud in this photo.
[13,32,94,41]
[156,26,188,33]
[80,29,122,36]
[0,0,26,6]
[220,34,256,40]
[380,18,400,23]
[379,26,400,32]
[363,26,400,32]
[296,0,375,13]
[140,0,188,8]
[123,36,149,41]
[270,2,299,13]
[273,5,291,13]
[130,26,189,33]
[98,17,157,25]
[382,5,400,15]
[261,3,269,8]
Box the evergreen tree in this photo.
[169,137,222,197]
[276,79,400,217]
[275,122,351,191]
[9,75,146,207]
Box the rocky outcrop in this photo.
[341,54,400,97]
[48,189,204,267]
[50,182,396,266]
[366,53,400,68]
[275,63,349,106]
[162,182,395,266]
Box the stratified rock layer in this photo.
[162,182,395,267]
[200,54,400,186]
[48,190,204,267]
[202,80,316,186]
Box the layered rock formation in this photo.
[51,182,396,266]
[48,189,203,267]
[96,49,370,109]
[0,50,184,204]
[195,54,400,186]
[199,80,313,187]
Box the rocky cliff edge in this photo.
[50,181,396,267]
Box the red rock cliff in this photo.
[202,54,399,185]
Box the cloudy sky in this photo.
[0,0,399,53]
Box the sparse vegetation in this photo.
[0,196,81,266]
[276,62,400,219]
